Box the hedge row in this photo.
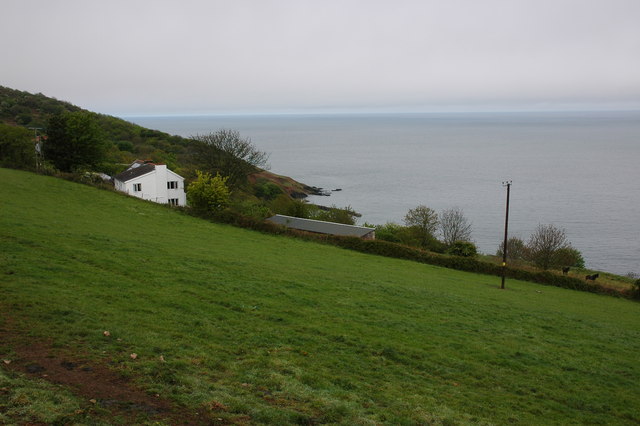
[188,209,632,299]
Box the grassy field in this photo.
[1,167,639,425]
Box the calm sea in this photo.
[126,111,640,276]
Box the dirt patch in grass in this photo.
[0,315,227,425]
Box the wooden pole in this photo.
[501,181,511,289]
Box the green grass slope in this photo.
[1,168,639,424]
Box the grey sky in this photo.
[2,0,640,115]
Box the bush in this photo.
[269,194,309,218]
[374,222,405,244]
[496,237,528,262]
[631,279,640,299]
[554,246,585,269]
[231,199,272,221]
[254,180,283,200]
[187,171,231,214]
[0,123,36,169]
[310,205,358,225]
[116,140,134,152]
[446,241,478,257]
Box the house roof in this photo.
[266,214,375,238]
[113,163,156,182]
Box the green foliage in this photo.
[43,111,107,172]
[269,193,309,218]
[186,171,231,213]
[231,199,272,221]
[254,180,283,200]
[446,241,478,257]
[632,279,640,299]
[0,86,80,129]
[309,204,358,225]
[496,237,529,263]
[404,205,439,248]
[554,246,586,268]
[0,123,36,169]
[373,222,406,243]
[116,140,134,152]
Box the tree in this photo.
[0,123,36,169]
[554,247,585,269]
[496,237,528,263]
[187,171,231,214]
[43,111,106,172]
[190,129,269,189]
[403,205,439,248]
[526,224,570,269]
[439,207,472,246]
[310,205,358,225]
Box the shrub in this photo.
[254,180,283,201]
[269,194,309,218]
[374,222,405,243]
[632,279,640,299]
[446,241,478,257]
[310,205,357,225]
[554,246,586,269]
[231,199,272,221]
[187,171,231,214]
[0,123,36,170]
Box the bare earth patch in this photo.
[0,316,226,425]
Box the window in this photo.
[168,198,179,206]
[167,181,179,189]
[133,183,142,192]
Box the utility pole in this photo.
[29,127,43,171]
[501,181,512,289]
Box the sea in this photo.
[125,111,640,276]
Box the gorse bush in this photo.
[187,171,231,214]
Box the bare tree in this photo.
[190,129,269,188]
[527,224,569,269]
[439,207,472,246]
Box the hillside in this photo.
[0,85,317,197]
[1,167,640,424]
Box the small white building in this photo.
[113,160,186,206]
[267,214,375,240]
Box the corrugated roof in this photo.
[113,164,155,182]
[267,214,374,238]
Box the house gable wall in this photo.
[114,164,186,206]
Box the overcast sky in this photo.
[2,0,640,116]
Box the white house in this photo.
[113,160,186,206]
